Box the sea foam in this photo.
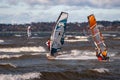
[91,68,109,73]
[56,50,97,60]
[0,46,45,53]
[0,72,41,80]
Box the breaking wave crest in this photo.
[0,46,46,59]
[0,46,45,53]
[0,49,117,60]
[0,72,41,80]
[90,68,109,73]
[56,50,117,60]
[0,54,22,59]
[0,52,44,60]
[0,63,16,68]
[56,50,97,60]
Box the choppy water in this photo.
[0,32,120,80]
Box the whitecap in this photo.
[0,72,41,80]
[56,50,97,60]
[0,54,22,59]
[0,63,16,68]
[65,35,89,42]
[91,68,109,73]
[0,46,46,53]
[0,40,4,43]
[0,52,44,59]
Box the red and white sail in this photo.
[87,14,109,59]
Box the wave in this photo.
[0,49,117,60]
[0,40,4,43]
[65,36,89,42]
[0,72,41,80]
[0,63,16,68]
[39,70,113,80]
[0,46,46,60]
[70,50,95,56]
[56,55,97,60]
[0,46,45,53]
[0,52,45,60]
[65,39,89,42]
[56,50,117,60]
[56,50,97,60]
[0,54,22,59]
[90,68,109,73]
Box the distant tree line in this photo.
[0,21,120,32]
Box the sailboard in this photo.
[46,12,68,59]
[87,14,109,61]
[27,26,31,38]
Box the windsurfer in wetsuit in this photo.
[101,49,109,60]
[46,40,50,50]
[95,48,109,61]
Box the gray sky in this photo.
[0,0,120,24]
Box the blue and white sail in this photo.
[49,12,68,56]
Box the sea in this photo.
[0,31,120,80]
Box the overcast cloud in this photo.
[0,0,120,24]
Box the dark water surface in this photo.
[0,32,120,80]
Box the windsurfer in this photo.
[46,40,50,50]
[95,48,109,61]
[101,49,109,60]
[95,48,102,60]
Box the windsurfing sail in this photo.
[87,14,109,60]
[27,26,31,38]
[48,12,68,57]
